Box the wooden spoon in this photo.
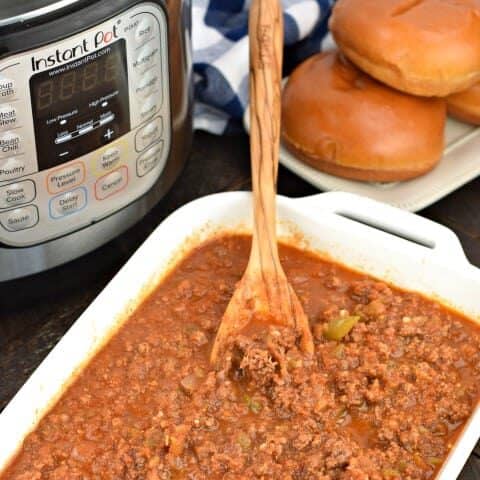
[210,0,314,365]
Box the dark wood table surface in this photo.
[1,131,479,477]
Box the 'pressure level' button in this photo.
[0,205,39,232]
[47,162,85,194]
[0,77,15,101]
[0,180,36,209]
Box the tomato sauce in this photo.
[2,235,479,480]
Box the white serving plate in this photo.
[244,100,480,212]
[0,192,479,479]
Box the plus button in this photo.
[104,128,114,141]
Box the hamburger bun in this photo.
[447,82,480,125]
[281,51,446,182]
[329,0,480,97]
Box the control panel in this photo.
[0,3,171,247]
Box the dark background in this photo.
[1,131,479,477]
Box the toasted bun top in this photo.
[282,51,446,173]
[330,0,480,93]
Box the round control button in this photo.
[135,117,163,152]
[140,95,160,121]
[47,162,85,194]
[0,180,36,209]
[49,187,87,219]
[135,69,160,98]
[0,77,15,101]
[0,104,17,130]
[95,166,128,200]
[137,141,165,177]
[0,157,26,182]
[134,44,159,72]
[135,16,155,44]
[100,123,120,146]
[0,131,22,158]
[99,147,121,172]
[0,205,39,232]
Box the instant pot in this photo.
[0,0,193,281]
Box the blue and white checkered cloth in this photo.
[193,0,334,134]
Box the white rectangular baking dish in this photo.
[0,191,479,479]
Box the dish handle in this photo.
[295,192,470,265]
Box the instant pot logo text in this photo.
[31,25,119,72]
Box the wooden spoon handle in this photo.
[249,0,284,275]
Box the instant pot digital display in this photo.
[30,40,130,170]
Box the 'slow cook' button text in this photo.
[0,180,36,209]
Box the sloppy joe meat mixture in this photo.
[2,235,480,480]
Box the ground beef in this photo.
[2,235,479,480]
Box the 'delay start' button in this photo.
[47,162,85,194]
[0,205,39,232]
[0,180,36,209]
[95,166,128,200]
[49,187,87,219]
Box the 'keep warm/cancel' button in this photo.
[95,166,128,200]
